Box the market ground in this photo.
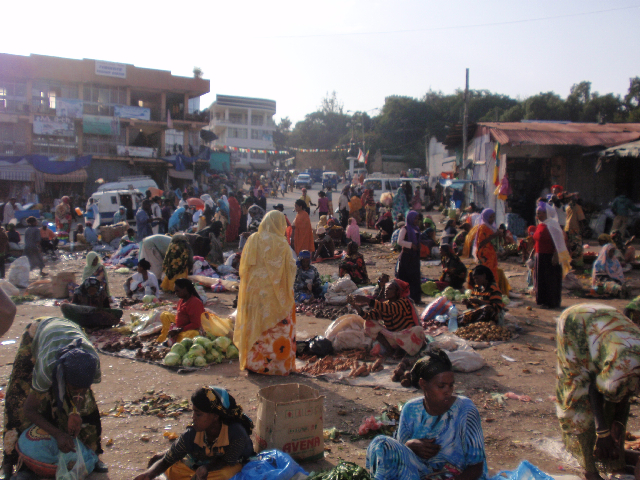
[3,192,640,479]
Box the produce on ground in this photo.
[295,302,350,319]
[105,391,190,418]
[308,460,372,480]
[299,350,380,376]
[455,322,513,342]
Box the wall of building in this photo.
[294,152,346,174]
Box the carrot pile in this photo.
[299,351,384,377]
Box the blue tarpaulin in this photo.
[0,155,92,174]
[161,147,212,171]
[439,178,483,190]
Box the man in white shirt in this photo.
[151,196,162,234]
[3,198,17,227]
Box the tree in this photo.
[624,77,640,122]
[523,92,567,120]
[320,91,344,115]
[273,117,292,150]
[193,67,203,79]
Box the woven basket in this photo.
[16,444,57,478]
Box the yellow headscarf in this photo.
[233,211,296,370]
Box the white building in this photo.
[207,94,276,170]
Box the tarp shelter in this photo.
[598,140,640,159]
[209,152,230,172]
[439,178,483,190]
[0,154,92,174]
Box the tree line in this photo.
[272,78,640,168]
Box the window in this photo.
[111,196,117,204]
[82,130,126,155]
[32,81,77,113]
[251,115,263,126]
[0,82,27,113]
[49,92,56,110]
[227,127,247,139]
[82,84,127,116]
[0,123,27,154]
[228,113,245,125]
[165,129,184,154]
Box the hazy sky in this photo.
[3,0,639,126]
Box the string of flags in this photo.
[215,145,359,155]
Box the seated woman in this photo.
[2,317,107,477]
[134,386,254,480]
[420,228,439,259]
[7,223,21,250]
[205,221,224,267]
[124,258,159,300]
[159,279,205,344]
[40,223,58,255]
[346,218,361,246]
[82,252,111,298]
[161,235,193,292]
[294,251,323,303]
[348,279,425,357]
[366,349,487,480]
[461,265,505,325]
[73,277,111,308]
[440,219,457,246]
[438,244,467,291]
[610,229,636,265]
[591,243,627,297]
[452,223,471,255]
[339,241,370,285]
[313,227,335,260]
[120,228,137,247]
[375,209,394,243]
[316,214,329,231]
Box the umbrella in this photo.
[147,187,164,198]
[187,198,205,210]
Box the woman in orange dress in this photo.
[234,211,297,375]
[291,199,315,255]
[225,193,241,243]
[463,208,503,281]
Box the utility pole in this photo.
[461,68,469,180]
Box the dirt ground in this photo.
[2,232,640,480]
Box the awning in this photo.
[439,178,483,190]
[250,162,272,171]
[40,169,87,183]
[168,168,194,180]
[598,140,640,159]
[0,161,35,181]
[233,163,251,170]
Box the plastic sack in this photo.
[0,279,20,296]
[446,349,486,373]
[133,310,165,336]
[325,276,358,305]
[324,314,371,351]
[562,271,582,291]
[308,336,334,357]
[420,297,453,323]
[202,312,233,337]
[230,449,307,480]
[8,256,30,288]
[57,439,93,480]
[488,460,554,480]
[26,279,54,297]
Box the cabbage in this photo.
[189,344,206,357]
[182,356,194,367]
[465,289,473,297]
[502,295,511,305]
[181,338,194,349]
[163,353,181,366]
[194,356,207,367]
[170,343,186,357]
[225,345,239,359]
[143,295,155,304]
[443,287,456,300]
[213,336,232,353]
[206,332,218,342]
[454,294,463,302]
[194,336,213,351]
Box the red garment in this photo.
[533,223,555,254]
[175,295,205,331]
[226,196,241,242]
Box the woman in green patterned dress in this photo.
[556,303,640,480]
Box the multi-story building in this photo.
[0,53,210,197]
[207,94,276,170]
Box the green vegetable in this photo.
[443,287,456,300]
[421,281,439,297]
[181,356,194,367]
[213,336,232,353]
[225,345,239,359]
[465,289,473,297]
[10,295,36,305]
[502,295,511,305]
[205,332,218,342]
[194,336,213,351]
[308,460,372,480]
[163,353,181,366]
[206,349,223,363]
[181,338,194,349]
[170,343,186,357]
[194,356,207,367]
[189,344,206,357]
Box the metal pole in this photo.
[462,68,469,179]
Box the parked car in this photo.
[363,177,424,203]
[294,174,313,190]
[91,189,145,224]
[303,168,323,184]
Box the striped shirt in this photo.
[364,298,416,332]
[469,284,504,313]
[31,317,101,393]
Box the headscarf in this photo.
[248,205,265,223]
[169,207,186,232]
[296,250,311,267]
[217,198,230,217]
[317,215,328,229]
[61,196,70,204]
[393,279,410,298]
[79,277,103,297]
[346,218,360,246]
[551,185,564,193]
[539,201,572,277]
[410,347,452,387]
[404,210,420,245]
[592,243,625,286]
[191,386,253,435]
[481,208,497,232]
[200,194,214,209]
[527,226,536,236]
[82,252,110,296]
[234,211,296,370]
[52,338,98,411]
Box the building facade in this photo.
[0,53,210,197]
[207,95,276,170]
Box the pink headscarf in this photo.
[346,218,360,245]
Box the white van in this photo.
[91,189,145,224]
[97,176,158,193]
[363,177,424,203]
[352,168,368,178]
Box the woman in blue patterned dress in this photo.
[366,349,487,480]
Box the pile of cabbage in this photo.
[427,284,511,306]
[163,335,239,367]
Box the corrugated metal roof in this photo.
[599,139,640,158]
[478,122,640,147]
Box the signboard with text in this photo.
[95,61,127,79]
[33,115,75,137]
[83,115,120,135]
[114,105,151,121]
[116,145,156,158]
[56,98,84,119]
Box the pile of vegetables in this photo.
[433,286,468,302]
[455,322,513,342]
[299,351,381,376]
[391,358,415,387]
[10,295,35,305]
[308,460,371,480]
[504,244,519,256]
[163,335,239,367]
[295,303,350,319]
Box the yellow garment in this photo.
[157,312,177,343]
[177,330,200,343]
[160,270,188,292]
[198,216,207,231]
[349,196,362,212]
[195,424,229,455]
[233,211,296,370]
[165,461,242,480]
[496,268,511,296]
[462,225,481,258]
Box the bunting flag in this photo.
[365,150,370,165]
[357,148,365,163]
[492,142,501,186]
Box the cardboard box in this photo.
[255,384,324,462]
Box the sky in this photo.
[2,0,639,126]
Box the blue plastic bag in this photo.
[489,460,555,480]
[230,450,307,480]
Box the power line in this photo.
[263,5,640,39]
